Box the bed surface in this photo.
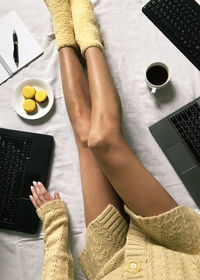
[0,0,200,279]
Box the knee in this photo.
[87,130,107,149]
[77,131,89,147]
[76,127,105,149]
[87,128,121,150]
[72,118,90,147]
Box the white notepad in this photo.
[0,10,43,85]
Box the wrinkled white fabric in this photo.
[0,0,200,279]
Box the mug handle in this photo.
[151,87,157,95]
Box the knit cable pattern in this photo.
[38,201,200,280]
[125,204,200,254]
[79,204,128,279]
[37,200,74,280]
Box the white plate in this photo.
[13,78,54,120]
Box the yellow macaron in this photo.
[23,99,37,113]
[35,89,48,103]
[22,86,36,99]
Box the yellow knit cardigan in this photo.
[37,200,200,280]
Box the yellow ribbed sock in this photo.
[70,0,104,56]
[44,0,77,50]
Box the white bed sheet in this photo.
[0,0,200,279]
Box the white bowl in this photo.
[13,78,54,120]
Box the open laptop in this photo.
[150,97,200,207]
[0,127,53,234]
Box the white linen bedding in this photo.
[0,0,200,279]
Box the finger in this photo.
[32,181,46,204]
[30,185,43,208]
[54,192,61,200]
[29,194,39,209]
[38,182,53,201]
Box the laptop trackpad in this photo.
[165,142,196,174]
[22,173,42,198]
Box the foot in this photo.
[70,0,104,56]
[44,0,77,50]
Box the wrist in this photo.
[36,200,68,222]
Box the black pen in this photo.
[13,30,19,67]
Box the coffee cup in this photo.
[145,62,170,95]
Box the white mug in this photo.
[145,62,170,95]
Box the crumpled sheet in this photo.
[0,0,200,279]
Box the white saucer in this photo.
[13,78,54,120]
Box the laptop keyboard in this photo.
[0,135,32,223]
[170,102,200,164]
[142,0,200,70]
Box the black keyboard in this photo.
[170,102,200,163]
[0,135,32,223]
[142,0,200,70]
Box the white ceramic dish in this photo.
[13,78,54,120]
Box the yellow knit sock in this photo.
[44,0,77,50]
[70,0,104,56]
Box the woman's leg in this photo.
[85,47,178,217]
[59,47,124,226]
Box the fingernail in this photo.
[30,186,34,190]
[33,181,37,186]
[38,181,42,185]
[29,195,32,199]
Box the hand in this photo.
[30,181,61,210]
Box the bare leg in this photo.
[86,47,178,217]
[59,47,124,226]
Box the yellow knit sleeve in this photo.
[36,200,74,280]
[125,204,200,255]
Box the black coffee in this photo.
[146,65,168,86]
